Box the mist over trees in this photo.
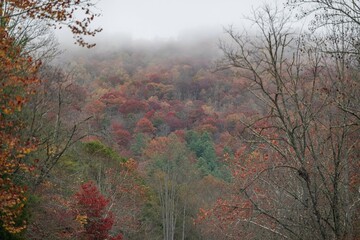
[0,1,359,240]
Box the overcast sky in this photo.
[62,0,285,42]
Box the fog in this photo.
[56,0,287,49]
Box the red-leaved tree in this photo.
[74,181,123,240]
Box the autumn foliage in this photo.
[1,0,359,239]
[0,27,39,234]
[0,0,101,47]
[74,181,123,240]
[135,117,155,134]
[0,0,101,235]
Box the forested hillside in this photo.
[0,1,359,240]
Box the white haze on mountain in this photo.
[56,0,287,47]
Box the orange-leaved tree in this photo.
[0,0,102,48]
[0,27,39,234]
[0,0,101,235]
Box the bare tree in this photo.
[216,4,359,240]
[23,65,91,188]
[287,0,360,121]
[145,134,197,240]
[287,0,360,27]
[8,17,61,61]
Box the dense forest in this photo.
[0,0,359,240]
